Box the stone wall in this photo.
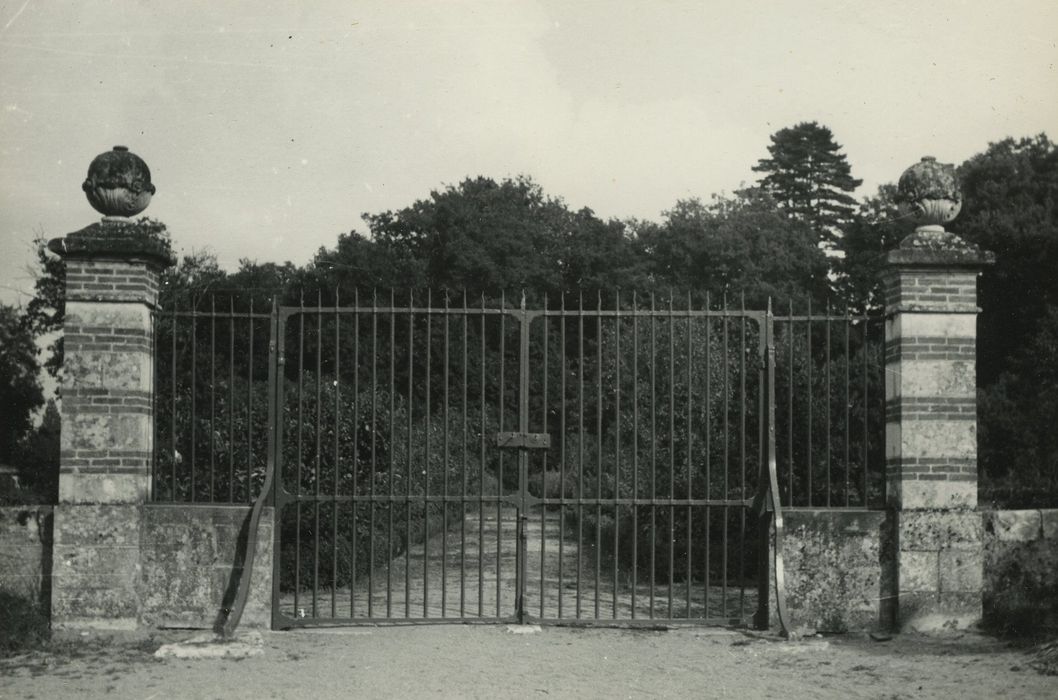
[3,503,273,629]
[775,509,892,633]
[774,507,1058,635]
[51,505,143,629]
[983,509,1058,634]
[0,506,52,606]
[140,505,273,629]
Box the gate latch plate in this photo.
[494,432,551,449]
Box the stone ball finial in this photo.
[82,145,156,218]
[896,156,962,230]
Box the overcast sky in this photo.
[1,0,1056,305]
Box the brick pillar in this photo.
[884,226,993,631]
[49,220,174,629]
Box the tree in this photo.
[355,175,653,299]
[13,400,60,503]
[978,307,1058,504]
[21,239,65,383]
[362,175,566,295]
[834,184,906,309]
[753,122,863,246]
[952,134,1058,504]
[954,134,1058,387]
[0,305,44,463]
[639,188,831,308]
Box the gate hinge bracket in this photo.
[494,432,551,449]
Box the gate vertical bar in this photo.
[190,302,197,500]
[721,294,728,618]
[406,290,414,618]
[704,292,711,619]
[295,296,304,617]
[314,292,322,618]
[685,292,693,618]
[517,298,530,623]
[387,290,395,618]
[577,292,584,618]
[754,302,775,630]
[442,292,449,617]
[739,293,747,618]
[332,291,340,620]
[614,292,621,620]
[425,290,433,618]
[541,294,549,620]
[631,292,638,619]
[270,304,286,629]
[558,294,566,619]
[667,293,675,620]
[498,292,506,618]
[351,290,359,618]
[596,291,603,619]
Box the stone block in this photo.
[140,505,274,629]
[890,360,976,399]
[985,509,1041,542]
[59,473,150,505]
[775,510,887,632]
[52,504,144,627]
[60,412,149,452]
[54,505,142,545]
[899,550,938,593]
[899,419,975,460]
[892,312,977,339]
[900,510,982,550]
[53,586,139,620]
[64,350,151,392]
[64,301,151,332]
[894,479,977,510]
[1041,509,1058,540]
[938,549,983,593]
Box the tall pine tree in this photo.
[753,121,862,246]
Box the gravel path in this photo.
[2,626,1055,699]
[280,507,755,624]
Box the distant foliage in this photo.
[0,305,43,465]
[956,135,1058,506]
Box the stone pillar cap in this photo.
[887,228,995,269]
[49,219,176,269]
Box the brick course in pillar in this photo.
[49,221,174,629]
[59,258,162,504]
[884,235,994,631]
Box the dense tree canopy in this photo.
[834,183,907,308]
[640,188,830,309]
[753,121,862,246]
[0,305,44,463]
[954,134,1058,386]
[10,126,1057,506]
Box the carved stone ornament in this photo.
[82,145,156,217]
[896,156,962,229]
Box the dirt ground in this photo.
[1,625,1055,699]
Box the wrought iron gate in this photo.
[270,292,774,628]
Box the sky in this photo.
[1,0,1056,306]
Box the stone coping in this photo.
[48,220,176,268]
[887,247,995,269]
